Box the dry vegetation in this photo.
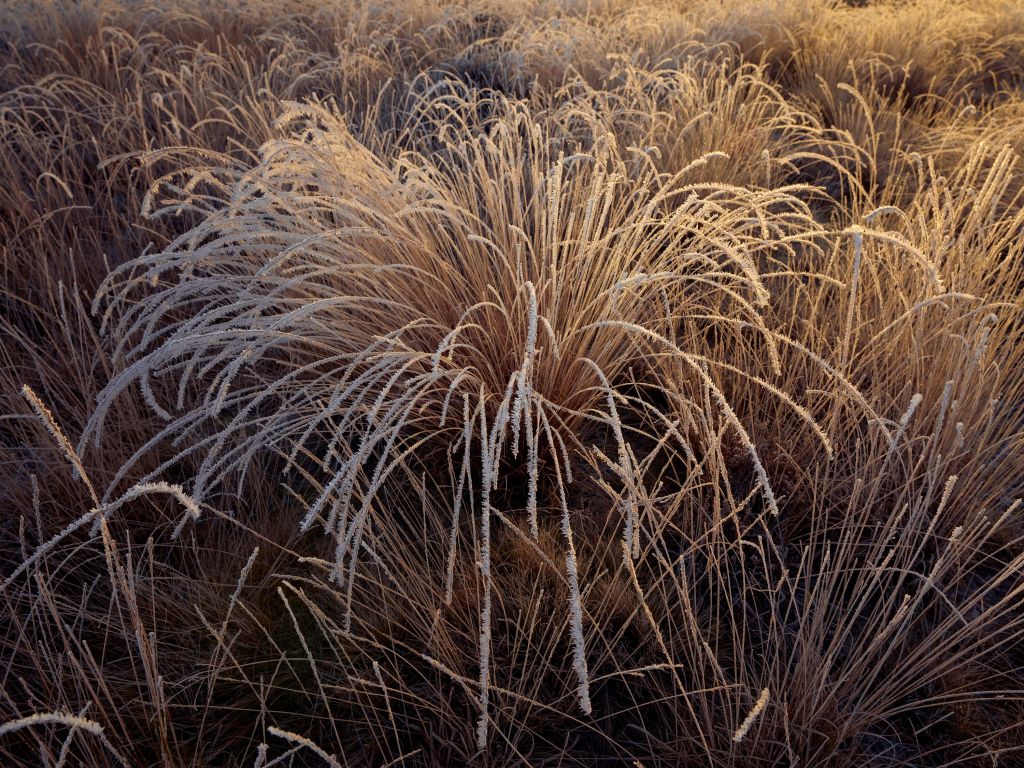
[2,0,1024,765]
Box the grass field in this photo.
[2,0,1024,765]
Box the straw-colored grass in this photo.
[2,1,1023,765]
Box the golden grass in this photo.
[2,0,1024,765]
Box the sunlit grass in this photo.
[2,1,1024,765]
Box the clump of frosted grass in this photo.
[85,90,841,728]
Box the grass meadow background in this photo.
[2,0,1024,765]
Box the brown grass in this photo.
[2,0,1024,765]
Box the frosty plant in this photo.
[85,88,838,745]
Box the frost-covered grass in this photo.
[2,1,1024,765]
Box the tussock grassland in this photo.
[2,0,1024,765]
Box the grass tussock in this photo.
[2,0,1024,765]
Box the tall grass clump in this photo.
[83,85,839,744]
